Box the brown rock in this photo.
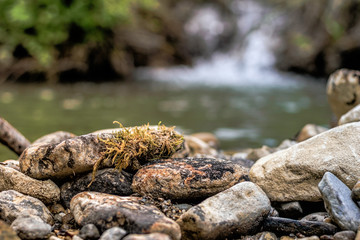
[132,158,249,200]
[61,168,133,208]
[0,190,54,225]
[339,104,360,126]
[352,179,360,201]
[0,220,20,240]
[122,233,171,240]
[296,124,328,142]
[172,135,217,158]
[0,165,60,204]
[70,192,181,240]
[0,160,20,171]
[190,132,220,149]
[32,131,76,145]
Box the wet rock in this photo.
[0,190,54,225]
[333,230,356,240]
[0,160,20,171]
[70,192,181,240]
[296,124,328,142]
[32,131,76,145]
[327,69,360,119]
[79,224,100,240]
[0,220,20,240]
[132,157,248,200]
[177,181,271,240]
[262,217,338,236]
[351,179,360,201]
[0,165,60,204]
[250,122,360,201]
[301,212,329,222]
[10,215,51,240]
[275,201,303,219]
[122,233,171,240]
[99,227,127,240]
[318,172,360,231]
[60,168,133,208]
[339,104,360,125]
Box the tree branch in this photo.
[0,117,30,156]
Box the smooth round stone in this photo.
[333,230,356,240]
[79,224,100,240]
[99,227,127,240]
[10,215,51,240]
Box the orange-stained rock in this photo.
[132,158,249,200]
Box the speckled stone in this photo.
[0,190,54,225]
[132,158,249,200]
[70,192,181,240]
[60,168,133,208]
[0,165,60,204]
[10,215,51,240]
[319,172,360,231]
[177,181,271,240]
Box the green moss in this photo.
[90,121,184,185]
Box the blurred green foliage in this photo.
[0,0,156,67]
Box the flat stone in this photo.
[318,172,360,231]
[0,165,60,204]
[262,217,338,236]
[132,158,248,200]
[60,168,133,208]
[122,233,171,240]
[250,122,360,201]
[0,220,20,240]
[326,68,360,119]
[70,192,181,240]
[32,131,76,145]
[0,190,53,225]
[296,124,328,142]
[10,215,51,240]
[99,227,127,240]
[177,181,271,240]
[333,230,356,240]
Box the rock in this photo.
[351,179,360,201]
[333,230,356,240]
[298,237,320,240]
[70,192,181,240]
[32,131,76,145]
[122,233,171,240]
[262,217,338,236]
[339,104,360,125]
[172,135,217,158]
[301,212,329,222]
[250,122,360,202]
[0,190,54,225]
[132,157,249,200]
[0,160,20,171]
[275,201,303,219]
[0,220,20,240]
[79,224,100,240]
[327,69,360,119]
[177,181,271,240]
[60,168,133,208]
[318,172,360,231]
[190,132,220,149]
[296,124,328,142]
[246,145,273,161]
[256,231,278,240]
[10,215,51,240]
[0,165,60,204]
[230,156,254,168]
[99,227,127,240]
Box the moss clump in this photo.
[90,121,184,184]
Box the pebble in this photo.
[250,122,360,202]
[338,104,360,125]
[0,165,60,204]
[333,230,356,240]
[177,181,271,239]
[99,227,127,240]
[70,192,181,240]
[60,168,133,208]
[132,157,249,200]
[257,231,278,240]
[122,233,172,240]
[78,224,100,240]
[10,215,52,240]
[301,212,329,222]
[0,190,54,225]
[318,172,360,231]
[296,124,328,142]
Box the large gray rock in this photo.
[338,104,360,125]
[132,158,249,200]
[177,181,271,240]
[60,168,133,208]
[250,122,360,202]
[318,172,360,231]
[70,192,181,240]
[10,215,52,240]
[0,190,54,225]
[0,165,60,204]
